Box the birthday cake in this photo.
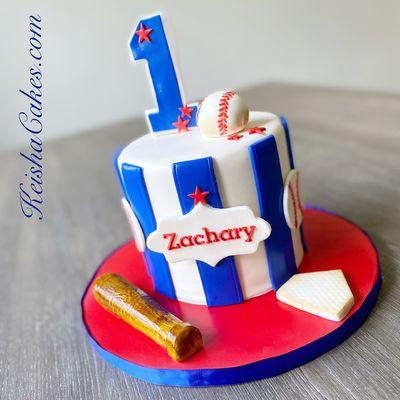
[116,110,305,306]
[81,13,381,387]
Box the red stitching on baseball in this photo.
[295,172,304,218]
[217,91,235,135]
[227,133,243,141]
[288,181,298,229]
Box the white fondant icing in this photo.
[197,91,249,138]
[142,165,207,304]
[121,198,146,252]
[118,112,304,304]
[212,133,272,298]
[276,270,355,321]
[119,112,279,167]
[147,203,271,266]
[167,260,207,305]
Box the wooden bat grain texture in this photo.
[92,273,203,361]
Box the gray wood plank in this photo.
[1,84,399,399]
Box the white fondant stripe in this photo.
[142,166,207,304]
[274,125,304,267]
[213,144,272,299]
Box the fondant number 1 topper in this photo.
[130,15,197,134]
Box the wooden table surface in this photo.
[1,84,399,400]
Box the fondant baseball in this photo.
[197,91,249,138]
[283,169,304,230]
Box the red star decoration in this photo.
[135,24,153,43]
[179,105,194,118]
[227,133,244,141]
[172,116,190,133]
[188,186,209,205]
[247,126,266,134]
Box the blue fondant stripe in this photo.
[280,116,295,170]
[249,136,298,289]
[120,163,176,299]
[280,116,307,252]
[172,157,244,306]
[115,151,154,276]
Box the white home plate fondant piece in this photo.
[197,91,249,138]
[121,198,146,252]
[276,270,355,321]
[147,202,271,266]
[283,169,304,230]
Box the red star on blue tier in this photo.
[179,105,194,118]
[172,116,190,133]
[227,133,244,141]
[135,24,153,43]
[188,186,209,205]
[247,126,266,134]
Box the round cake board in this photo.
[81,208,381,387]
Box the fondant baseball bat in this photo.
[92,273,203,361]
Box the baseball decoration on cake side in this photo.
[283,169,304,230]
[81,12,381,387]
[197,91,249,138]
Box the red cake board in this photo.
[81,208,381,386]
